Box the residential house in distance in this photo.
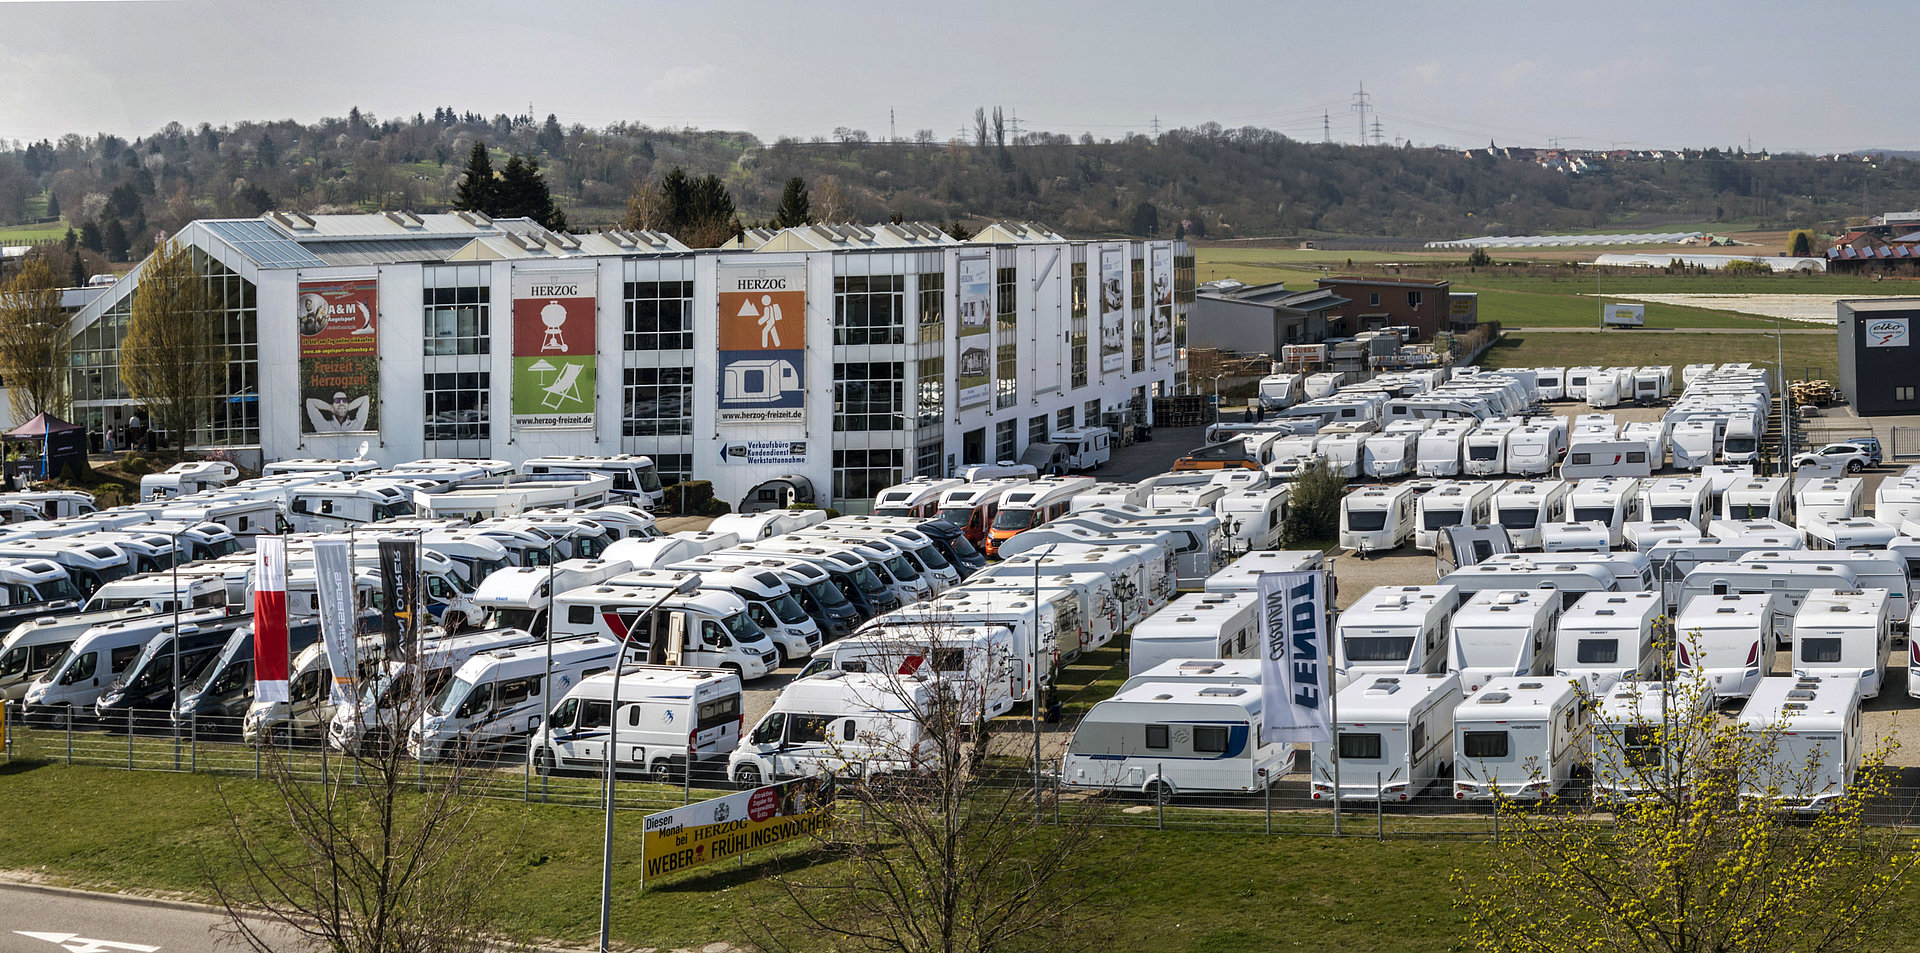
[1315,275,1471,340]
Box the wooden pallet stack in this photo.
[1788,379,1836,407]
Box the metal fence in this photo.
[1894,427,1920,462]
[10,704,1920,840]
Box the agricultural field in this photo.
[1479,331,1837,383]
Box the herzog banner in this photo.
[312,537,360,708]
[1150,243,1174,361]
[1098,246,1126,373]
[512,269,598,430]
[956,255,991,408]
[641,776,832,882]
[1257,570,1332,743]
[716,262,806,429]
[297,277,379,434]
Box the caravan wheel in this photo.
[1144,779,1175,800]
[533,748,556,777]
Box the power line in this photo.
[1151,115,1161,138]
[1350,82,1371,145]
[1323,111,1330,144]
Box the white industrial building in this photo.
[70,212,1192,511]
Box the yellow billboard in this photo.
[640,777,832,882]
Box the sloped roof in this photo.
[970,222,1066,244]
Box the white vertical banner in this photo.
[313,537,360,708]
[1257,570,1332,743]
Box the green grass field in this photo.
[0,220,68,244]
[1479,331,1837,381]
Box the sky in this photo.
[0,0,1908,154]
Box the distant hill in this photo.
[5,108,1919,262]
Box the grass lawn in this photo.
[1480,331,1838,381]
[0,760,1488,952]
[0,220,69,244]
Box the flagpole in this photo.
[1325,567,1340,835]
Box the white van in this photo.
[1672,592,1779,699]
[1719,414,1763,466]
[411,636,629,762]
[1565,477,1644,548]
[1794,478,1865,530]
[1493,481,1570,550]
[1312,672,1462,803]
[1792,589,1892,698]
[1448,589,1561,694]
[1339,484,1420,554]
[1737,675,1862,812]
[0,608,153,701]
[1452,676,1585,801]
[1062,681,1290,796]
[1127,591,1260,675]
[1556,591,1664,691]
[518,454,665,508]
[873,478,967,519]
[20,609,229,719]
[730,670,938,786]
[549,584,779,680]
[528,666,743,780]
[1414,481,1499,552]
[615,566,820,666]
[328,627,540,751]
[796,623,1016,718]
[1334,585,1457,686]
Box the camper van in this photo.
[1448,589,1561,694]
[984,477,1097,557]
[0,608,153,701]
[873,478,967,519]
[1556,591,1664,691]
[1452,676,1585,800]
[1719,414,1763,466]
[1671,593,1780,699]
[527,666,744,780]
[1334,585,1457,686]
[1128,591,1260,675]
[1338,484,1419,554]
[517,454,665,508]
[1311,672,1463,802]
[20,609,229,720]
[1062,681,1291,796]
[730,670,940,785]
[1737,676,1862,811]
[410,636,632,762]
[1795,478,1865,530]
[548,584,779,680]
[1590,680,1716,800]
[1493,481,1570,550]
[1414,481,1499,552]
[936,479,1032,548]
[327,627,540,751]
[1565,477,1644,548]
[796,624,1016,718]
[1416,420,1474,477]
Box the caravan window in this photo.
[931,648,966,673]
[1575,639,1619,664]
[1193,726,1228,754]
[1622,727,1661,768]
[1799,638,1843,664]
[1626,452,1647,463]
[1569,453,1591,465]
[568,605,593,626]
[1145,725,1169,749]
[842,720,858,742]
[1338,732,1382,760]
[697,696,740,730]
[1344,636,1414,663]
[1346,511,1388,532]
[1463,731,1510,759]
[496,677,539,708]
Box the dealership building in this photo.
[71,212,1192,510]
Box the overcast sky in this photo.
[0,0,1905,153]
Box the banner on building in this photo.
[957,255,992,408]
[253,536,290,704]
[378,538,420,659]
[1098,246,1125,372]
[1150,243,1174,361]
[1256,570,1332,743]
[641,776,833,881]
[717,440,808,466]
[1868,317,1910,348]
[717,262,807,428]
[312,537,360,708]
[511,270,598,430]
[297,277,379,434]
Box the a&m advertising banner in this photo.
[511,270,597,430]
[717,262,807,428]
[297,277,379,434]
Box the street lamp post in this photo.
[599,576,698,953]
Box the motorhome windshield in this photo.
[1723,436,1756,453]
[1346,511,1388,532]
[936,507,973,527]
[806,578,850,608]
[490,607,540,633]
[992,507,1038,531]
[911,544,950,570]
[430,676,472,717]
[851,567,886,595]
[361,669,410,708]
[721,610,761,642]
[1497,507,1539,529]
[1344,635,1415,663]
[875,506,915,518]
[42,577,83,602]
[883,555,918,580]
[1572,506,1615,524]
[770,592,810,625]
[638,467,663,493]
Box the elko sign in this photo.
[1867,318,1910,348]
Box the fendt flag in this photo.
[1256,570,1332,743]
[313,537,360,708]
[253,536,290,704]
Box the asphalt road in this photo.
[0,883,292,952]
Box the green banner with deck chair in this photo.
[511,269,598,429]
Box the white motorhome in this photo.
[1448,589,1561,694]
[1339,484,1420,554]
[517,454,666,508]
[286,482,415,532]
[796,623,1016,718]
[20,609,229,719]
[82,574,227,615]
[1414,481,1499,552]
[1452,676,1585,800]
[1565,477,1644,548]
[984,476,1099,558]
[1062,681,1290,796]
[1334,585,1457,686]
[139,461,240,501]
[1311,672,1463,803]
[260,457,383,479]
[980,542,1176,625]
[705,509,828,542]
[1493,481,1570,550]
[1557,591,1665,691]
[1127,591,1260,675]
[1794,478,1865,530]
[1737,675,1862,811]
[872,587,1089,699]
[1561,438,1653,480]
[616,565,820,666]
[0,608,153,701]
[1672,592,1779,699]
[326,627,540,751]
[1719,414,1763,466]
[1792,589,1892,699]
[730,670,939,786]
[548,583,779,680]
[1415,420,1474,477]
[527,666,743,780]
[410,636,631,762]
[872,478,967,519]
[1257,372,1306,410]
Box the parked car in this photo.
[1793,443,1873,473]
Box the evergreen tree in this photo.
[101,219,130,262]
[44,190,59,221]
[773,176,813,228]
[68,252,86,290]
[453,142,496,215]
[496,154,568,232]
[78,221,103,254]
[536,114,566,156]
[257,132,278,167]
[61,227,76,254]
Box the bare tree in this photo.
[0,259,71,420]
[207,657,524,953]
[971,108,989,150]
[810,177,850,226]
[760,616,1124,953]
[121,239,225,454]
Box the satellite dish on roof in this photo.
[356,440,370,460]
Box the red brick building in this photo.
[1315,275,1465,340]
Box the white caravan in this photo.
[1062,681,1290,796]
[1565,477,1644,548]
[1216,485,1291,552]
[1415,420,1474,477]
[1539,521,1614,553]
[979,543,1173,627]
[1734,550,1911,628]
[1792,589,1892,699]
[139,461,241,501]
[1462,421,1517,477]
[1794,478,1865,530]
[1639,477,1712,532]
[1316,433,1367,479]
[1257,372,1307,410]
[730,670,939,785]
[1493,481,1570,550]
[1452,677,1584,801]
[1620,420,1668,469]
[1127,591,1260,676]
[1334,585,1457,686]
[1669,420,1719,470]
[1311,672,1463,803]
[1556,591,1664,691]
[1202,549,1327,595]
[1875,477,1920,527]
[1590,680,1715,801]
[705,509,828,542]
[1672,592,1779,699]
[1561,439,1653,480]
[1506,422,1568,477]
[1414,481,1499,553]
[1448,589,1561,694]
[1737,676,1862,811]
[1438,559,1618,609]
[1339,484,1420,554]
[410,636,630,762]
[1805,517,1899,552]
[1587,368,1626,409]
[528,666,744,780]
[1723,476,1792,521]
[1362,430,1421,479]
[1535,367,1567,401]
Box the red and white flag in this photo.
[253,536,290,704]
